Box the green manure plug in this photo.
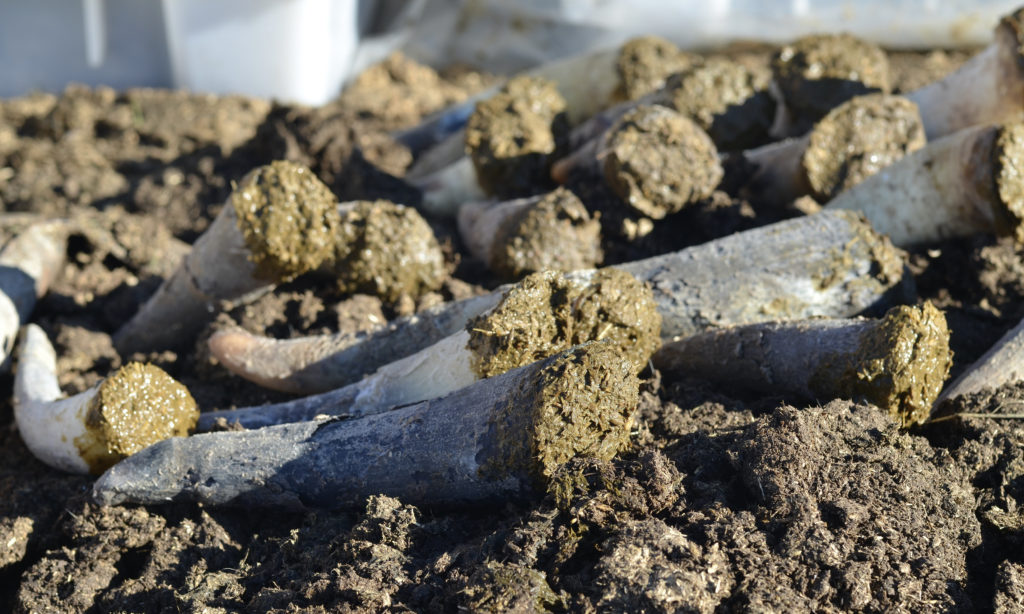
[906,6,1024,140]
[92,343,640,511]
[199,268,659,430]
[823,120,1024,247]
[744,94,926,207]
[0,219,66,370]
[113,160,339,355]
[207,210,909,396]
[456,187,603,281]
[654,302,952,428]
[15,324,197,475]
[551,105,723,220]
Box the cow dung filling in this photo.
[600,105,723,219]
[483,342,640,486]
[467,268,661,379]
[811,302,951,428]
[465,76,569,199]
[657,57,777,151]
[994,120,1024,242]
[772,33,891,130]
[615,35,701,101]
[332,199,447,304]
[489,187,603,281]
[76,363,198,475]
[802,94,926,201]
[231,160,341,282]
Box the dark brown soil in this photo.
[3,44,1024,613]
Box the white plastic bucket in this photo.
[160,0,358,106]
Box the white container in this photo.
[161,0,358,106]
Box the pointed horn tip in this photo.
[207,328,306,393]
[550,157,572,184]
[208,328,261,367]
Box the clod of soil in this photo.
[812,302,952,427]
[773,33,891,130]
[615,36,700,101]
[230,160,340,281]
[80,363,197,474]
[657,56,777,151]
[332,199,447,304]
[489,187,603,281]
[601,105,723,219]
[802,93,927,201]
[467,268,661,378]
[465,75,569,198]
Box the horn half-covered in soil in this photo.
[15,324,198,475]
[199,268,660,429]
[0,219,66,370]
[92,343,640,511]
[113,161,339,355]
[655,302,952,427]
[824,121,1024,246]
[209,210,909,395]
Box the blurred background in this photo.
[1,0,1020,105]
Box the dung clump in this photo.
[489,187,603,281]
[615,36,701,101]
[332,199,447,304]
[772,33,891,130]
[491,342,641,484]
[802,94,926,201]
[231,160,340,281]
[813,302,952,427]
[459,560,564,613]
[467,268,661,378]
[601,105,722,219]
[465,76,569,198]
[994,121,1024,242]
[658,57,777,151]
[229,159,337,282]
[77,363,198,474]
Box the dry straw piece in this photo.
[93,343,640,511]
[15,324,198,475]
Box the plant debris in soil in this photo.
[4,38,1024,613]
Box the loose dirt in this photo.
[3,43,1024,613]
